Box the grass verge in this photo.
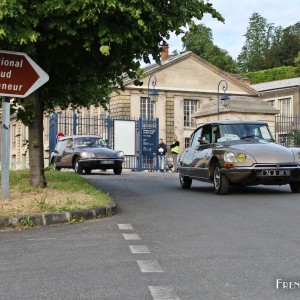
[0,170,112,218]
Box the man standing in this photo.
[157,138,167,172]
[170,135,180,172]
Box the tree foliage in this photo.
[237,12,279,72]
[238,13,300,73]
[1,0,223,116]
[182,23,237,72]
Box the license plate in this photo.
[257,170,291,176]
[101,160,112,164]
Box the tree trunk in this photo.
[28,91,47,188]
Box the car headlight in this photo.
[224,151,254,163]
[117,151,124,158]
[80,151,96,159]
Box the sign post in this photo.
[0,50,49,200]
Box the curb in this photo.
[0,202,117,230]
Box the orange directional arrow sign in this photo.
[0,50,49,98]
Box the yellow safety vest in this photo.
[171,142,179,154]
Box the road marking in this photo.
[149,286,180,300]
[118,224,133,230]
[129,245,150,254]
[137,260,163,273]
[27,238,57,241]
[123,233,141,240]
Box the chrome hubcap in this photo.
[214,168,220,189]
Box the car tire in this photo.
[74,157,83,174]
[290,182,300,193]
[113,166,122,175]
[179,174,192,189]
[84,168,91,175]
[53,161,61,171]
[213,163,229,195]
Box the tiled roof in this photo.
[251,77,300,91]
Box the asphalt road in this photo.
[1,170,300,300]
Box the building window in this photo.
[140,97,154,119]
[21,124,28,145]
[44,116,49,139]
[184,138,191,149]
[11,124,17,148]
[267,100,275,107]
[184,99,197,127]
[279,98,291,115]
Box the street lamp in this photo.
[217,80,230,120]
[147,74,159,119]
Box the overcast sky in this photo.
[167,0,300,60]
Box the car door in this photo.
[190,125,213,179]
[60,138,75,167]
[54,139,69,167]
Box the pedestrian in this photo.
[157,138,167,172]
[170,135,180,172]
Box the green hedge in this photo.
[243,66,297,84]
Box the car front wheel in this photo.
[74,157,83,174]
[213,163,229,195]
[113,166,122,175]
[84,168,91,175]
[179,174,192,189]
[290,182,300,193]
[53,161,61,171]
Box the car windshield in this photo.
[73,137,106,147]
[216,124,275,142]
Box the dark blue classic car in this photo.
[178,120,300,194]
[51,135,124,174]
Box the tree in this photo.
[237,12,279,72]
[265,22,300,68]
[0,0,224,187]
[294,51,300,76]
[182,23,237,72]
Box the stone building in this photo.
[110,49,278,149]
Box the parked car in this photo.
[51,135,124,174]
[178,120,300,194]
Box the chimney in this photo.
[161,44,169,62]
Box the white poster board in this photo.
[114,120,135,155]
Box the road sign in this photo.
[0,50,49,98]
[56,132,65,140]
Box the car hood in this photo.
[225,141,296,163]
[75,146,119,158]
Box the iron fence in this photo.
[275,115,300,147]
[49,113,159,171]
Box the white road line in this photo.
[118,224,133,230]
[137,260,163,273]
[27,238,57,241]
[149,286,180,300]
[123,233,141,240]
[129,245,150,254]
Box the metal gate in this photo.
[275,115,300,147]
[49,113,159,171]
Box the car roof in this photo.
[57,135,102,141]
[197,120,268,127]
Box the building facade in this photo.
[251,78,300,116]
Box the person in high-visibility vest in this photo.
[170,135,180,172]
